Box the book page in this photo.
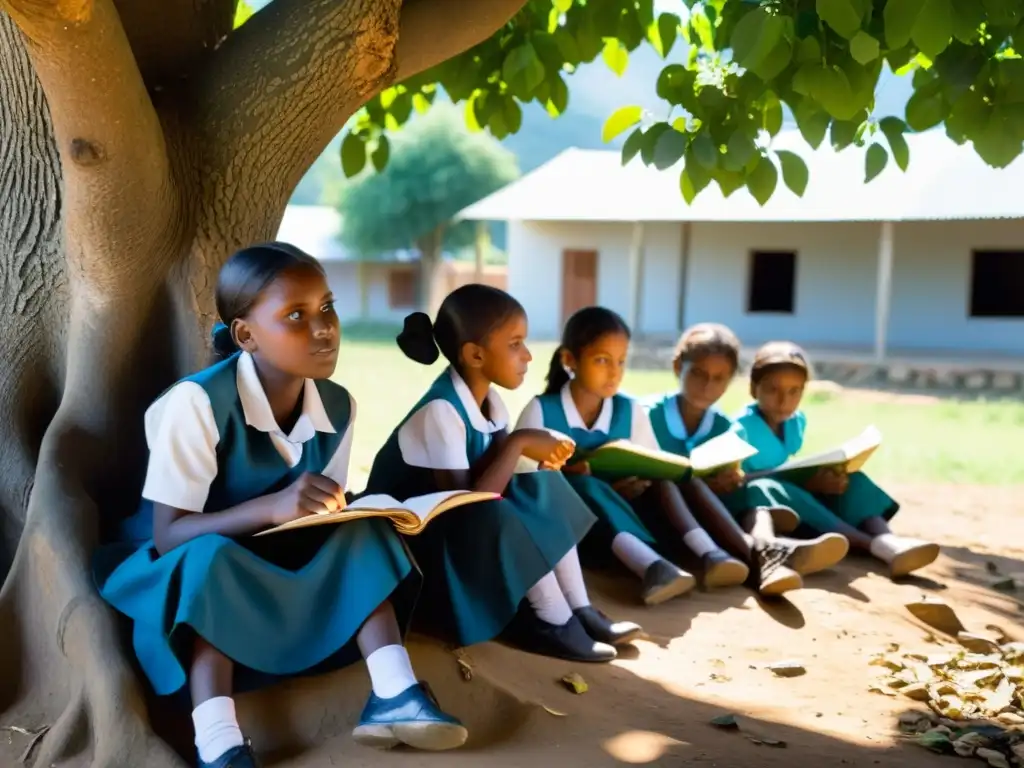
[776,425,882,472]
[593,440,690,468]
[689,431,758,474]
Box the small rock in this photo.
[560,673,588,694]
[905,598,966,636]
[1011,743,1024,761]
[976,747,1010,768]
[996,711,1024,726]
[767,660,806,678]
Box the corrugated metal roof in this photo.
[457,129,1024,223]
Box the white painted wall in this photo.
[321,261,412,324]
[507,217,1024,356]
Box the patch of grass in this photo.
[338,340,1024,489]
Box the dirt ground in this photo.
[3,484,1023,767]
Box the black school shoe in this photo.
[503,611,616,662]
[198,741,260,768]
[641,559,697,606]
[573,606,644,646]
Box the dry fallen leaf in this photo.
[905,598,967,636]
[766,660,806,678]
[541,705,567,717]
[560,673,588,695]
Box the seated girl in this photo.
[94,243,465,768]
[364,285,642,664]
[647,324,849,596]
[735,341,940,579]
[517,307,748,593]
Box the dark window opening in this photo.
[747,250,796,313]
[970,250,1024,318]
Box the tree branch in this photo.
[394,0,528,82]
[1,0,179,293]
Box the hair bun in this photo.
[397,312,440,365]
[211,322,239,359]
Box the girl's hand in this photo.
[271,472,346,525]
[805,467,848,496]
[612,476,652,500]
[516,429,576,467]
[705,466,743,495]
[561,461,591,476]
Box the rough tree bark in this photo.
[0,1,527,765]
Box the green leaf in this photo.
[689,9,715,49]
[747,155,778,205]
[816,0,863,38]
[553,28,581,64]
[830,118,859,150]
[951,0,985,43]
[370,135,390,172]
[341,132,366,178]
[865,143,889,182]
[905,88,947,130]
[752,39,795,81]
[796,35,822,63]
[691,133,718,168]
[725,130,757,171]
[913,0,953,58]
[233,0,254,28]
[650,13,680,57]
[714,168,746,197]
[602,105,643,143]
[502,44,546,96]
[879,116,910,170]
[731,9,788,75]
[656,64,698,110]
[622,127,645,166]
[973,107,1023,168]
[602,39,629,76]
[554,0,572,12]
[653,128,687,170]
[412,92,434,114]
[503,97,523,134]
[776,150,809,196]
[546,75,569,117]
[680,166,708,204]
[884,0,925,49]
[794,101,831,148]
[640,123,672,165]
[850,31,880,63]
[762,92,784,135]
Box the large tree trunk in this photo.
[0,1,529,765]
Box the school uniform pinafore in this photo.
[516,385,658,567]
[647,393,758,518]
[93,352,418,697]
[365,369,596,648]
[734,404,899,532]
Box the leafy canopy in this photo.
[340,0,1024,205]
[336,104,520,255]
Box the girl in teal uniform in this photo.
[735,341,940,578]
[646,325,848,596]
[515,307,697,606]
[519,307,749,593]
[366,285,641,663]
[93,244,465,768]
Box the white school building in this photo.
[457,129,1024,376]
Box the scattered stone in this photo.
[997,712,1024,726]
[964,371,990,390]
[767,660,806,678]
[710,714,739,730]
[905,597,967,636]
[976,747,1010,768]
[992,372,1019,392]
[886,364,913,384]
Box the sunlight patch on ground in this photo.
[602,730,688,763]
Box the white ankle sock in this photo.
[553,547,591,610]
[526,571,573,625]
[364,644,418,699]
[192,696,244,764]
[683,529,717,557]
[612,533,662,578]
[870,533,902,562]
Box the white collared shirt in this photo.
[660,395,724,448]
[397,368,509,471]
[515,382,660,451]
[141,351,355,512]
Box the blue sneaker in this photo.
[352,682,468,751]
[198,740,260,768]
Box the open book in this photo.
[744,425,883,484]
[578,440,692,482]
[689,431,759,477]
[254,490,500,537]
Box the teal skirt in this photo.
[93,518,418,697]
[405,471,595,647]
[744,471,898,532]
[566,473,657,567]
